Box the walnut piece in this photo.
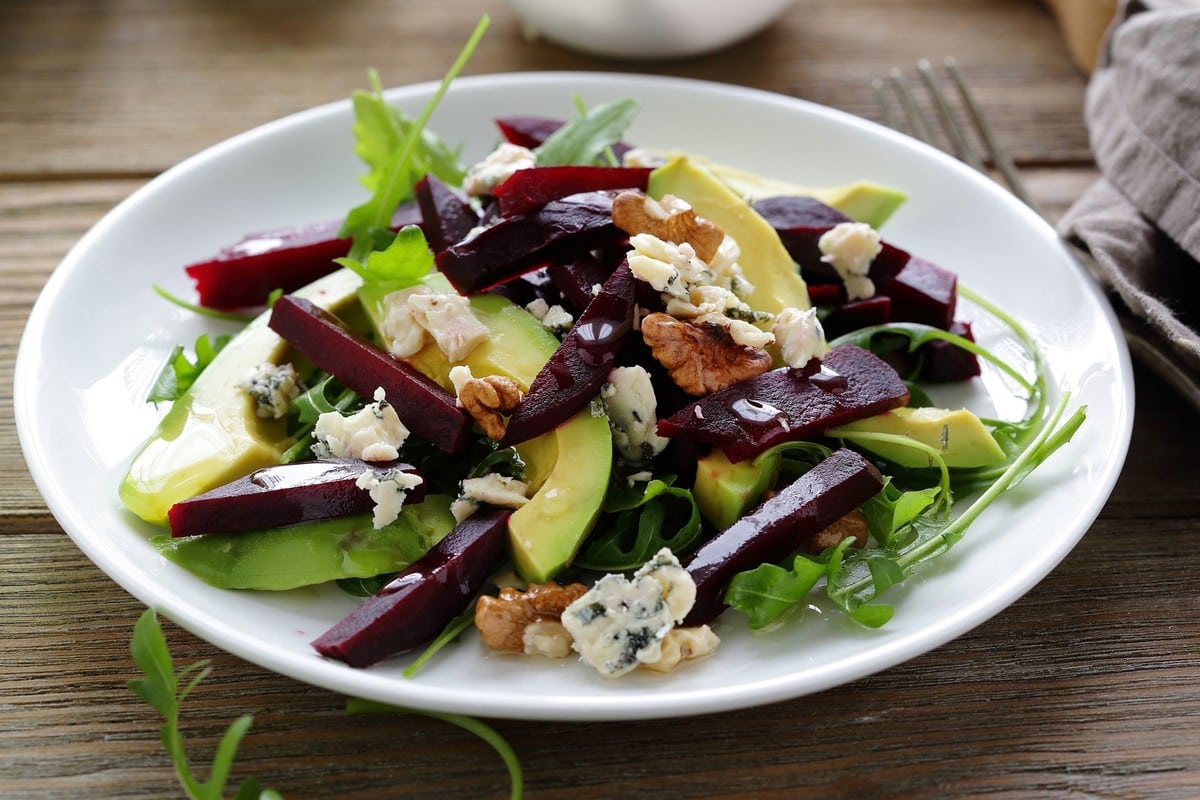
[640,311,772,395]
[639,625,720,673]
[809,508,869,553]
[612,190,725,263]
[458,375,523,440]
[475,582,589,655]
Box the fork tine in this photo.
[942,57,1040,212]
[887,67,936,145]
[874,58,1041,216]
[916,59,984,173]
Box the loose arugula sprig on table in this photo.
[128,609,526,799]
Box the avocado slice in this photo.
[647,155,810,315]
[120,268,363,526]
[832,406,1006,468]
[360,277,612,583]
[658,154,907,230]
[693,447,781,531]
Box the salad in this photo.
[118,27,1085,682]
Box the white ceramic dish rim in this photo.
[15,71,1133,721]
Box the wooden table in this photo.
[4,1,1198,797]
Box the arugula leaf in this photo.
[153,284,261,323]
[534,97,640,167]
[573,477,702,572]
[724,555,825,629]
[403,600,480,678]
[342,16,489,263]
[346,699,523,800]
[859,479,941,547]
[128,609,278,800]
[147,332,232,403]
[334,223,434,289]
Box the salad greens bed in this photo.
[119,15,1086,798]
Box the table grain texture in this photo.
[3,1,1198,798]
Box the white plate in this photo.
[15,73,1132,721]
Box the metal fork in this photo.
[874,57,1041,216]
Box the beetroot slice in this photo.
[822,295,892,338]
[435,191,624,295]
[546,251,615,314]
[311,507,510,667]
[268,296,471,454]
[501,262,637,446]
[415,174,479,254]
[184,202,423,310]
[167,459,424,538]
[657,344,910,463]
[492,166,653,217]
[683,447,885,626]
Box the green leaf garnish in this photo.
[342,16,489,263]
[153,284,262,323]
[128,609,277,800]
[345,698,523,800]
[147,332,233,403]
[534,97,640,167]
[334,223,435,289]
[573,477,702,572]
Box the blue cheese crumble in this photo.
[240,362,301,419]
[600,365,669,463]
[356,467,424,529]
[312,387,409,462]
[772,306,828,367]
[818,221,882,301]
[561,548,707,678]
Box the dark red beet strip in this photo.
[657,344,910,463]
[167,459,424,538]
[184,202,422,310]
[415,174,479,254]
[500,262,636,446]
[547,251,614,314]
[435,190,624,295]
[311,507,510,667]
[268,296,471,454]
[492,165,653,217]
[683,447,885,626]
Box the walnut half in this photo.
[612,190,725,263]
[640,312,772,395]
[809,509,869,553]
[475,582,589,657]
[458,375,523,440]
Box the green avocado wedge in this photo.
[693,447,781,531]
[120,269,364,526]
[832,406,1007,469]
[660,154,908,229]
[153,494,456,590]
[360,276,612,583]
[648,155,810,315]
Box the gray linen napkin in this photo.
[1057,0,1200,411]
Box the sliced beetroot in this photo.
[167,459,424,538]
[920,321,981,382]
[492,166,653,217]
[683,447,885,626]
[415,173,479,254]
[657,344,910,463]
[822,295,892,339]
[435,191,624,295]
[806,283,844,307]
[268,296,471,453]
[495,116,564,149]
[752,196,852,285]
[501,263,637,446]
[871,253,958,330]
[185,202,422,310]
[312,507,510,667]
[547,251,614,314]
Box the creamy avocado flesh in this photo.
[832,406,1006,468]
[120,269,364,525]
[648,155,810,315]
[693,448,781,531]
[360,275,612,583]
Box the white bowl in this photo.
[506,0,795,60]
